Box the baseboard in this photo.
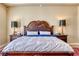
[69,43,79,48]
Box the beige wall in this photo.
[77,6,79,43]
[7,5,78,43]
[0,4,7,45]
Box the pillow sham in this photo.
[39,31,51,35]
[27,31,38,35]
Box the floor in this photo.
[0,48,79,56]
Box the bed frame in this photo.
[24,20,53,35]
[2,51,73,56]
[2,20,74,56]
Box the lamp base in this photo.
[13,31,17,35]
[61,26,64,35]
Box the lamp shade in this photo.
[59,20,66,26]
[11,21,18,28]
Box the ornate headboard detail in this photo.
[24,20,53,34]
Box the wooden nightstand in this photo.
[54,35,67,42]
[10,34,22,42]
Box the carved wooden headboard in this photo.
[24,20,53,34]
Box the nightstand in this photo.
[54,35,67,42]
[10,34,22,42]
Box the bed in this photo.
[2,20,74,56]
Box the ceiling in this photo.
[3,3,79,7]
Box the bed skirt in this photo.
[1,51,74,56]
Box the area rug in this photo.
[73,48,79,56]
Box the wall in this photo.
[77,6,79,43]
[7,5,78,43]
[0,4,7,46]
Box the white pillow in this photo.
[27,31,38,35]
[39,31,51,35]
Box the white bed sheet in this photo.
[2,36,74,53]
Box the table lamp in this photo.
[11,21,18,35]
[59,19,66,35]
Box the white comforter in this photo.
[2,36,74,52]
